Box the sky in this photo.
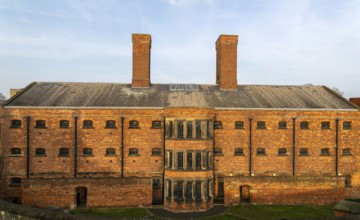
[0,0,359,99]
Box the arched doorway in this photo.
[75,187,87,208]
[240,185,250,203]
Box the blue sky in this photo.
[0,0,359,98]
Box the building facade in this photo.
[0,34,359,213]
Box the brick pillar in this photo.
[132,34,151,88]
[215,35,238,90]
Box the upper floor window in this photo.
[35,148,46,156]
[321,122,330,130]
[83,148,93,156]
[59,120,69,128]
[35,120,46,128]
[106,148,116,156]
[214,148,223,156]
[177,152,184,169]
[152,121,162,129]
[187,122,193,138]
[152,148,161,156]
[195,152,201,169]
[10,148,21,155]
[129,120,139,128]
[235,121,244,129]
[129,148,139,156]
[299,148,309,156]
[59,148,69,156]
[278,148,287,156]
[213,121,222,129]
[345,176,352,187]
[83,120,93,128]
[300,121,309,129]
[320,148,330,156]
[10,177,21,186]
[342,148,352,156]
[234,148,244,156]
[257,121,266,129]
[195,121,202,138]
[177,122,184,138]
[10,120,21,128]
[343,122,352,130]
[278,121,287,129]
[256,148,266,156]
[187,152,193,169]
[105,120,116,128]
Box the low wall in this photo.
[22,177,152,209]
[224,176,346,205]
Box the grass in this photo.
[227,204,334,220]
[69,207,151,218]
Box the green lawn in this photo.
[227,204,334,220]
[70,207,151,218]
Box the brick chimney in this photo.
[216,35,238,90]
[349,97,360,107]
[132,34,151,88]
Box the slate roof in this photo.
[3,82,358,110]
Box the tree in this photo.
[0,93,5,102]
[331,87,344,96]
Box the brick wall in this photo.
[224,176,346,205]
[22,177,152,209]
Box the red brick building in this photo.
[1,34,359,212]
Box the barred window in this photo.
[129,120,139,128]
[195,121,202,138]
[299,148,309,156]
[214,148,223,156]
[342,148,352,156]
[152,121,162,128]
[35,120,46,128]
[321,122,330,130]
[186,181,193,202]
[129,148,139,156]
[195,152,201,169]
[177,122,184,138]
[10,120,21,128]
[106,148,116,156]
[11,148,21,155]
[175,181,184,202]
[105,120,116,128]
[186,122,193,138]
[256,148,266,156]
[83,120,93,128]
[257,121,266,129]
[152,148,161,156]
[234,148,244,156]
[35,148,46,156]
[169,152,173,168]
[213,121,222,129]
[195,181,202,201]
[59,148,69,156]
[187,152,193,169]
[300,121,309,129]
[83,148,93,156]
[320,148,330,156]
[59,120,69,128]
[343,122,352,130]
[235,121,244,129]
[177,152,184,169]
[278,148,287,156]
[10,178,21,186]
[278,121,287,129]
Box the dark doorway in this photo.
[214,180,224,204]
[76,187,87,208]
[240,185,250,203]
[152,178,163,205]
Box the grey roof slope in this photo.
[3,82,358,109]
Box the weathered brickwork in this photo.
[22,177,152,209]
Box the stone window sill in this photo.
[58,155,70,157]
[128,127,140,129]
[10,127,22,129]
[83,127,94,129]
[9,155,23,157]
[34,155,47,157]
[34,127,47,129]
[151,154,162,157]
[128,154,140,157]
[82,155,94,157]
[105,127,117,129]
[105,154,117,157]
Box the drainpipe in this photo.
[74,116,78,178]
[335,118,339,176]
[162,117,166,204]
[249,117,252,176]
[26,116,30,178]
[292,118,296,176]
[121,117,125,178]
